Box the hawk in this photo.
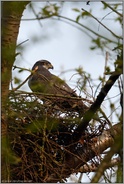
[28,60,88,115]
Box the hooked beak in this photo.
[48,63,54,70]
[43,63,54,70]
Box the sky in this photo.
[11,2,122,182]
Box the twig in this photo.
[12,74,32,91]
[11,66,38,91]
[22,14,121,44]
[101,1,122,17]
[17,39,29,47]
[72,65,122,142]
[30,3,43,28]
[81,8,122,40]
[79,158,120,173]
[102,51,109,87]
[91,127,122,183]
[98,10,121,31]
[9,90,93,103]
[57,15,121,43]
[52,16,94,39]
[66,123,121,174]
[13,65,31,72]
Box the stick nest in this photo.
[7,92,107,182]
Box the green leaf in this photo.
[76,67,83,75]
[72,8,80,12]
[102,3,108,9]
[76,15,80,22]
[14,77,21,84]
[18,69,24,73]
[90,46,96,50]
[81,11,91,17]
[105,66,110,73]
[115,17,122,24]
[110,103,115,110]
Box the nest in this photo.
[6,91,107,183]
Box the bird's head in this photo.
[32,60,54,71]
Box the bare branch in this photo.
[101,1,122,17]
[81,8,122,40]
[91,123,122,182]
[72,64,122,143]
[79,158,120,173]
[68,123,122,170]
[9,90,92,103]
[22,15,121,44]
[11,66,38,91]
[56,15,121,43]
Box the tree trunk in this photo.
[1,2,29,181]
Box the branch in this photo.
[79,158,120,173]
[91,123,122,182]
[12,74,32,91]
[68,123,122,170]
[72,65,122,143]
[46,123,122,181]
[56,15,121,43]
[101,1,123,17]
[22,15,120,44]
[9,90,92,103]
[81,8,122,40]
[13,65,31,72]
[11,66,38,91]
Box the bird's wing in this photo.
[51,74,77,97]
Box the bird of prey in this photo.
[28,60,88,115]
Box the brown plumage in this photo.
[28,60,88,115]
